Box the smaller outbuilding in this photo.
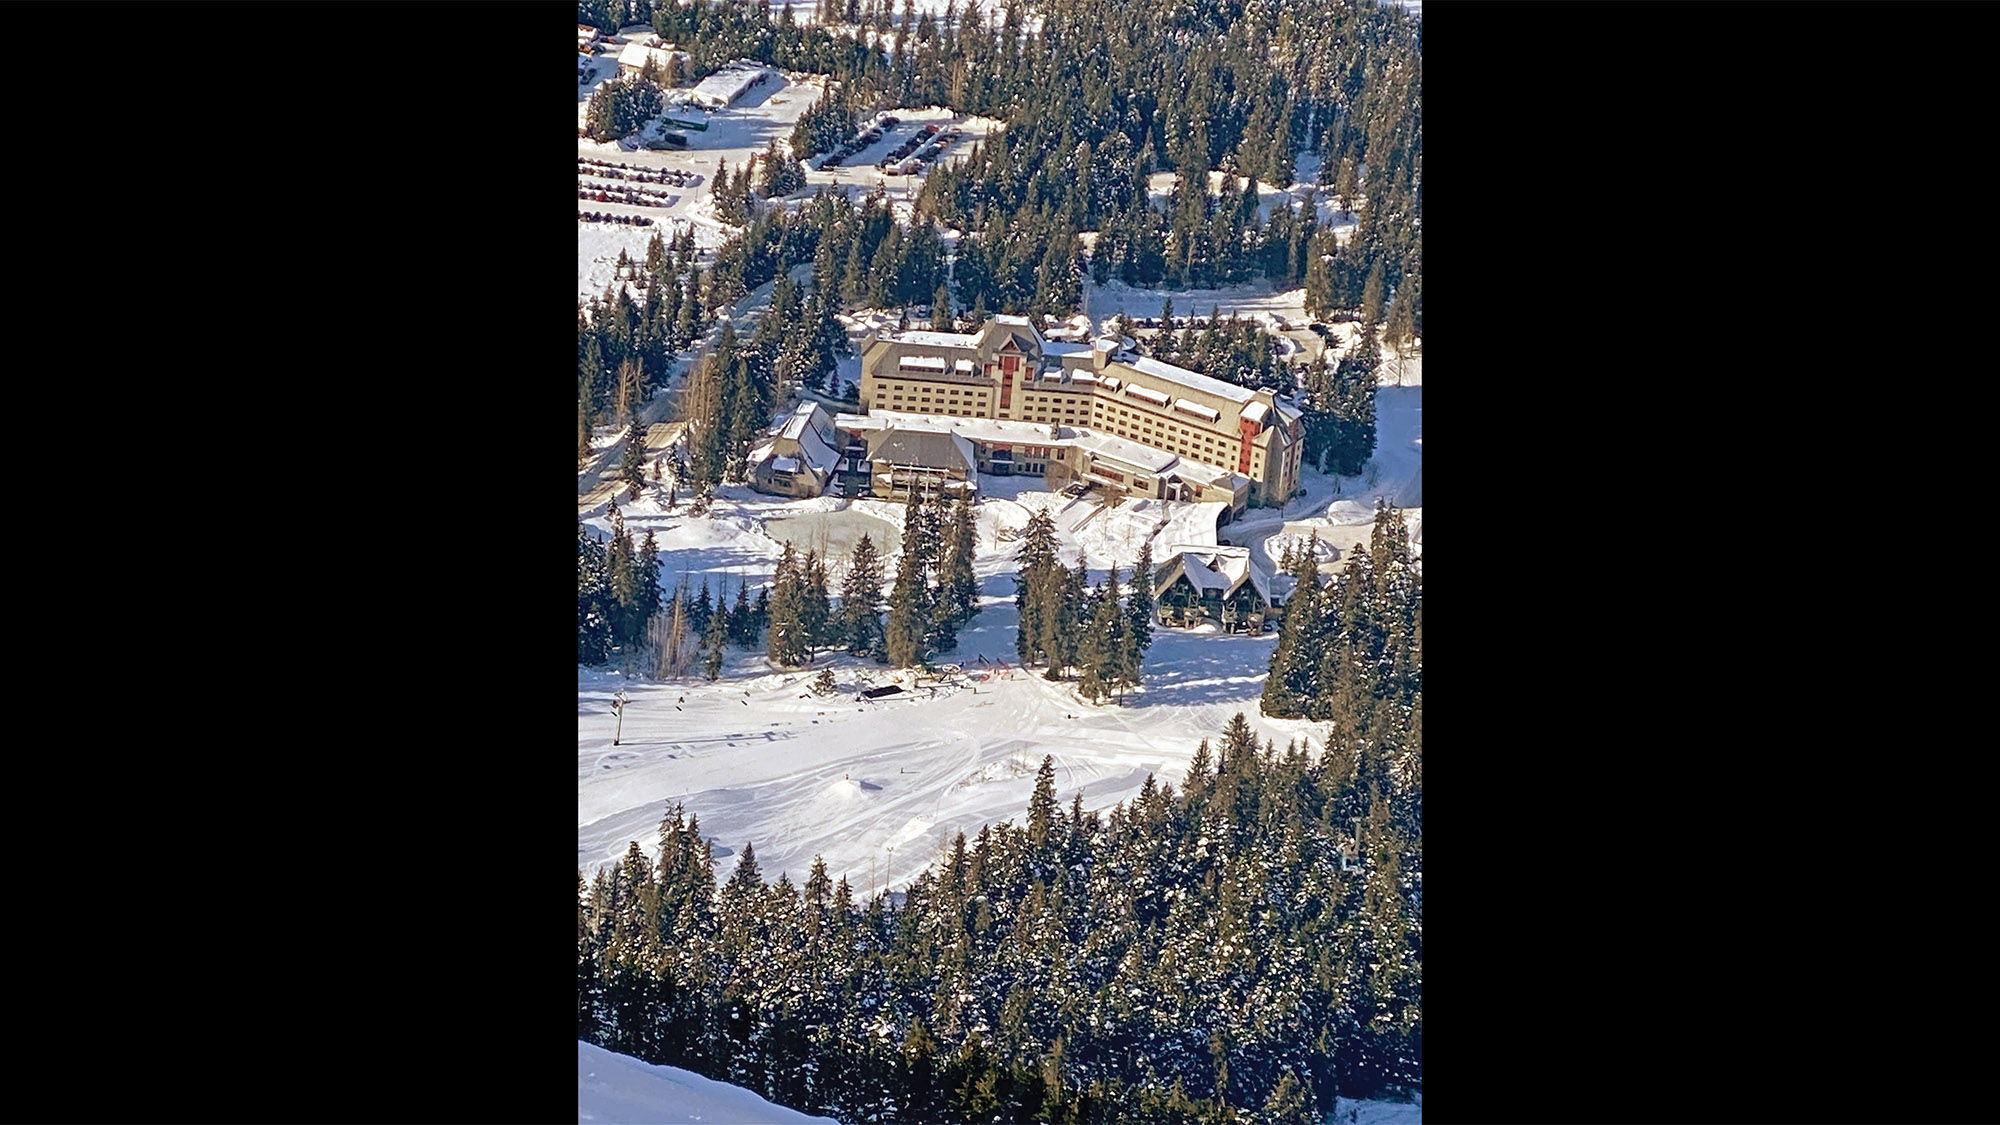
[747,402,841,498]
[618,39,687,79]
[1153,545,1294,634]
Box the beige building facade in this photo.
[859,316,1303,507]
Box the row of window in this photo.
[865,372,1288,488]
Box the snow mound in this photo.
[1323,500,1379,526]
[1271,531,1340,563]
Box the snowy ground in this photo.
[580,351,1420,897]
[579,56,1003,303]
[582,1039,1416,1124]
[1145,169,1361,238]
[579,67,827,300]
[579,1041,838,1124]
[800,106,1007,216]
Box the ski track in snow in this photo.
[583,383,1419,893]
[580,466,1424,900]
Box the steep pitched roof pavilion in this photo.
[1155,544,1285,605]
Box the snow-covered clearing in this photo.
[579,1041,838,1124]
[1145,169,1361,239]
[580,350,1420,897]
[1085,278,1314,330]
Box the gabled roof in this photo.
[778,400,830,442]
[978,315,1044,356]
[1153,545,1278,605]
[617,42,680,69]
[866,426,976,475]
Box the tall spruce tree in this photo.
[801,548,833,661]
[1123,541,1155,695]
[884,528,928,668]
[767,542,809,667]
[841,532,886,657]
[1013,507,1062,667]
[702,591,729,680]
[938,491,979,633]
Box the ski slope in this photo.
[579,1041,838,1124]
[580,353,1419,896]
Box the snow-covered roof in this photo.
[618,42,680,70]
[792,422,838,474]
[1173,399,1220,423]
[1154,544,1275,604]
[1163,457,1247,491]
[689,60,774,107]
[1241,401,1269,425]
[842,410,1063,447]
[769,455,801,473]
[1065,430,1176,474]
[1124,384,1171,407]
[954,359,974,373]
[889,330,978,348]
[1173,557,1231,591]
[897,355,949,372]
[778,401,823,440]
[1042,340,1093,357]
[1116,355,1257,404]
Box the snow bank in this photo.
[579,1042,838,1124]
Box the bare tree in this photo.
[648,594,694,679]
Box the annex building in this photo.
[859,316,1304,509]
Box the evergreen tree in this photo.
[1026,755,1058,848]
[840,532,886,657]
[1075,578,1120,705]
[579,517,614,665]
[801,548,833,661]
[884,527,928,668]
[1260,541,1324,719]
[636,529,663,632]
[767,542,809,667]
[1359,256,1386,332]
[937,491,979,633]
[931,282,952,331]
[702,591,729,680]
[1013,507,1063,667]
[729,581,755,647]
[608,515,642,651]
